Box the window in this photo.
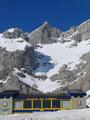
[24,100,32,108]
[63,100,70,108]
[14,100,22,109]
[52,100,60,108]
[33,100,41,108]
[43,100,51,108]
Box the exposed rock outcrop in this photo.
[71,20,90,42]
[50,65,76,84]
[60,26,76,38]
[28,22,62,47]
[77,19,90,41]
[0,45,38,80]
[0,75,43,95]
[3,28,29,41]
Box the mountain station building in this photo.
[0,89,86,115]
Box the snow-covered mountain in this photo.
[0,20,90,94]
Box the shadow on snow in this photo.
[35,51,54,73]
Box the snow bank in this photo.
[86,90,90,97]
[0,108,90,120]
[86,90,90,107]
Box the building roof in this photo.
[14,93,71,99]
[0,90,71,99]
[0,90,19,98]
[0,89,86,99]
[67,89,86,97]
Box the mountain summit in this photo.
[28,22,62,47]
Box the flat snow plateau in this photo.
[0,108,90,120]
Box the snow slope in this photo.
[14,68,61,93]
[36,39,90,77]
[0,108,90,120]
[0,34,31,52]
[13,37,90,93]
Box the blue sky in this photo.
[0,0,90,32]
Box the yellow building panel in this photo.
[22,100,24,110]
[40,99,44,111]
[51,100,52,109]
[32,99,34,110]
[60,100,63,109]
[70,99,72,109]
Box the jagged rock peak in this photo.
[3,28,23,39]
[5,28,23,33]
[59,19,90,43]
[32,21,62,34]
[77,19,90,32]
[41,21,49,27]
[30,21,50,34]
[77,19,90,28]
[75,19,90,41]
[60,26,77,38]
[28,21,62,46]
[2,28,29,40]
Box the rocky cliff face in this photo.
[0,20,90,94]
[3,28,29,41]
[0,29,40,94]
[48,19,90,92]
[76,20,90,41]
[60,19,90,43]
[0,46,38,80]
[28,22,62,47]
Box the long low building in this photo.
[0,89,86,115]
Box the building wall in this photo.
[71,96,86,109]
[13,98,72,112]
[0,97,13,115]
